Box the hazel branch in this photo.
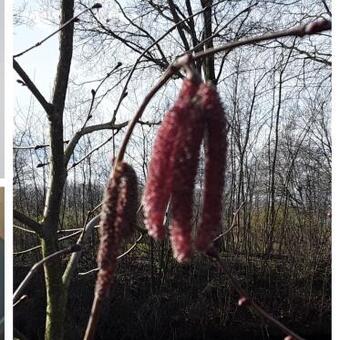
[192,18,331,61]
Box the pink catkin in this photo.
[119,163,138,238]
[195,82,228,253]
[95,162,138,299]
[169,81,205,262]
[143,79,200,241]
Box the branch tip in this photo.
[238,296,250,307]
[304,18,331,35]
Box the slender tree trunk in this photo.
[40,1,74,338]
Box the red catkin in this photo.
[119,163,138,238]
[143,77,228,262]
[195,82,228,253]
[169,82,205,262]
[95,161,138,299]
[143,79,200,242]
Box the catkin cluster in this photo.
[143,78,228,262]
[95,161,138,299]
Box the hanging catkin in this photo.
[195,82,228,253]
[95,161,138,299]
[143,79,201,242]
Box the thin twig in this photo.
[91,0,226,127]
[14,224,37,234]
[321,0,332,17]
[13,244,81,303]
[207,253,305,340]
[67,136,113,171]
[14,209,44,237]
[14,4,102,58]
[14,229,84,255]
[78,233,144,276]
[213,202,245,243]
[14,245,41,256]
[115,61,178,163]
[62,214,101,287]
[13,295,28,308]
[192,18,331,61]
[13,140,70,151]
[78,62,123,136]
[185,2,258,56]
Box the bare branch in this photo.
[13,59,53,116]
[109,0,226,128]
[13,140,69,151]
[62,214,101,287]
[275,40,331,66]
[13,4,102,58]
[64,120,127,165]
[78,233,144,276]
[67,136,113,171]
[167,0,191,51]
[13,295,28,308]
[14,245,41,256]
[193,18,331,60]
[185,2,258,57]
[213,202,245,243]
[14,209,44,237]
[13,244,81,303]
[14,224,37,234]
[114,0,169,67]
[14,229,84,256]
[114,18,331,166]
[321,0,332,17]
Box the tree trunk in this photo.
[41,1,74,338]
